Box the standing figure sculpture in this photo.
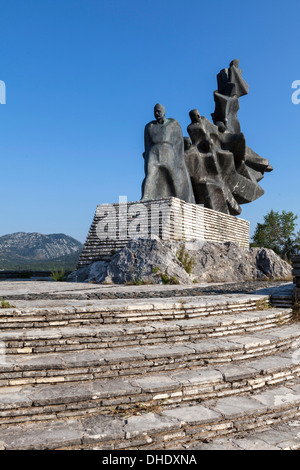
[141,104,195,204]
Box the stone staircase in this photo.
[0,281,299,450]
[270,283,295,308]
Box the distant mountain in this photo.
[0,232,83,271]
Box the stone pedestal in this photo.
[292,255,300,302]
[78,197,250,269]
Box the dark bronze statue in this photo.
[141,104,195,203]
[184,60,273,215]
[141,61,272,216]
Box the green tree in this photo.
[252,210,300,261]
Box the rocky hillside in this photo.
[68,238,293,285]
[0,232,83,270]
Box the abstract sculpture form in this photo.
[184,60,273,215]
[141,103,195,204]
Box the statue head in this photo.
[189,109,201,123]
[230,59,239,68]
[154,103,166,124]
[184,137,192,151]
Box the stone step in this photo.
[0,295,265,329]
[270,283,294,308]
[0,348,299,426]
[270,297,294,308]
[1,324,300,387]
[0,309,292,355]
[0,281,297,450]
[0,280,285,302]
[271,300,294,308]
[1,379,300,449]
[183,420,300,450]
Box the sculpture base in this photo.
[293,255,300,303]
[78,198,250,269]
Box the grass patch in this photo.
[151,266,179,285]
[176,244,195,275]
[50,268,66,282]
[133,278,146,286]
[255,298,272,310]
[0,297,15,309]
[160,272,179,285]
[152,266,160,274]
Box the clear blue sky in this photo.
[0,0,299,243]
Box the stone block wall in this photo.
[78,198,250,268]
[293,255,300,302]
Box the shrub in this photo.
[176,244,195,274]
[0,297,14,308]
[50,268,66,282]
[160,272,179,285]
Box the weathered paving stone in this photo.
[253,423,300,450]
[0,386,33,409]
[186,439,242,450]
[104,348,146,363]
[82,415,125,444]
[216,364,259,381]
[0,419,83,450]
[254,386,300,408]
[244,355,296,374]
[31,382,93,406]
[142,345,191,360]
[176,419,300,450]
[209,396,268,418]
[226,335,273,349]
[230,437,279,450]
[162,404,221,425]
[123,413,180,439]
[62,351,107,368]
[16,354,64,371]
[91,378,142,399]
[171,368,223,385]
[131,375,181,393]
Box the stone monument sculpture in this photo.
[141,103,195,204]
[140,61,272,216]
[77,60,271,269]
[184,60,273,215]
